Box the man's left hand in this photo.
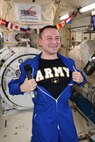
[72,71,83,83]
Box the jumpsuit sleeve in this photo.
[8,62,26,95]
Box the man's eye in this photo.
[56,37,60,40]
[47,38,52,40]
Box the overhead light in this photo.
[80,2,95,13]
[60,14,69,21]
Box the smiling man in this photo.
[8,25,86,142]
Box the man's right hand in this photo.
[20,78,37,93]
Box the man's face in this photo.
[39,28,61,55]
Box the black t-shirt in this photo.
[35,58,72,99]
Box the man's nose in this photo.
[51,38,57,43]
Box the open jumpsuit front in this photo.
[8,53,86,142]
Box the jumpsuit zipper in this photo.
[37,86,60,130]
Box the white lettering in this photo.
[63,67,69,77]
[36,70,44,81]
[36,67,70,82]
[53,67,64,77]
[44,68,53,79]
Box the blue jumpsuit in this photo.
[8,53,86,142]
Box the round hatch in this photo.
[0,47,40,110]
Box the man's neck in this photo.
[41,53,58,60]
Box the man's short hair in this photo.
[39,25,57,38]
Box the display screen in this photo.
[91,15,95,29]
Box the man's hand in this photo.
[72,71,83,83]
[20,78,37,92]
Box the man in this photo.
[8,25,86,142]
